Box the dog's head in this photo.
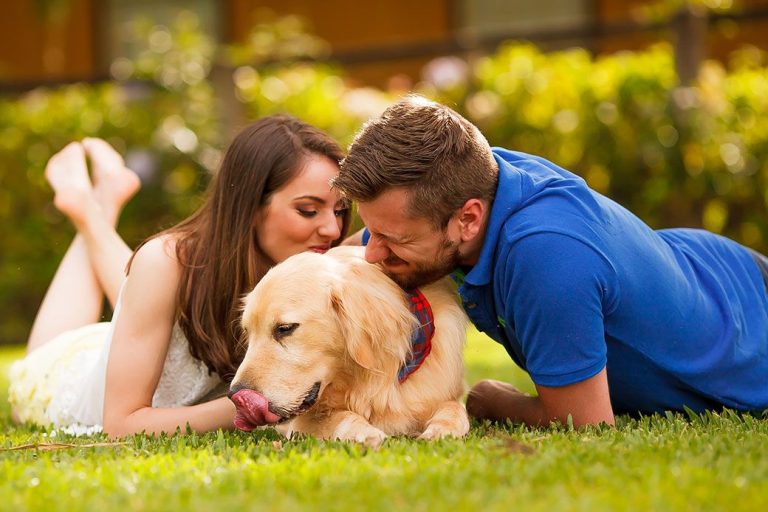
[229,246,416,431]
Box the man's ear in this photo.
[455,198,486,242]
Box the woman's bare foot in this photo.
[45,142,99,227]
[82,137,141,222]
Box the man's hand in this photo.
[466,368,615,427]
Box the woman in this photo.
[9,115,350,437]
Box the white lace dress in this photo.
[8,290,223,435]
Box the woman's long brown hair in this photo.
[130,115,350,382]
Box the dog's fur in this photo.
[230,246,469,446]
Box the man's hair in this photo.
[334,95,498,227]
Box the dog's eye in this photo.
[273,323,299,341]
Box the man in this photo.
[332,94,768,427]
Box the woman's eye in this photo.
[334,208,348,217]
[297,209,318,218]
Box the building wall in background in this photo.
[227,0,452,86]
[0,0,96,85]
[595,0,768,61]
[2,0,768,90]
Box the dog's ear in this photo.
[330,292,377,370]
[330,261,416,373]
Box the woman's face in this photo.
[255,154,347,264]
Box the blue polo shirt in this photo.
[456,148,768,415]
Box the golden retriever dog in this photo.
[229,246,469,446]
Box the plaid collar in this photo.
[398,288,435,383]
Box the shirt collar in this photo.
[463,149,525,287]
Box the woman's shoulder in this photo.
[130,234,181,280]
[121,234,184,317]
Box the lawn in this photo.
[1,330,767,512]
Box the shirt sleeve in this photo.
[498,232,618,387]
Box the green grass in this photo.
[2,331,767,512]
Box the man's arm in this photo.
[466,368,615,427]
[485,233,619,427]
[340,228,365,246]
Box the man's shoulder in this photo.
[492,230,614,289]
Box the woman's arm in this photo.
[102,236,235,438]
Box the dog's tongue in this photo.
[230,389,282,431]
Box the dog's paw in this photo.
[356,428,388,449]
[418,401,470,441]
[344,425,387,448]
[418,418,470,441]
[333,419,388,448]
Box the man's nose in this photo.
[364,235,389,263]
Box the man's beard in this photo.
[382,236,461,290]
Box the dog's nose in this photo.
[228,383,248,400]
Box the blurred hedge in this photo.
[3,12,768,345]
[0,13,390,346]
[424,43,768,248]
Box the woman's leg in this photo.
[81,137,141,307]
[26,143,104,353]
[26,141,140,354]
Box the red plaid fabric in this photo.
[398,288,435,383]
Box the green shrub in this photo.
[0,13,389,346]
[0,15,218,345]
[424,42,768,250]
[4,13,768,346]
